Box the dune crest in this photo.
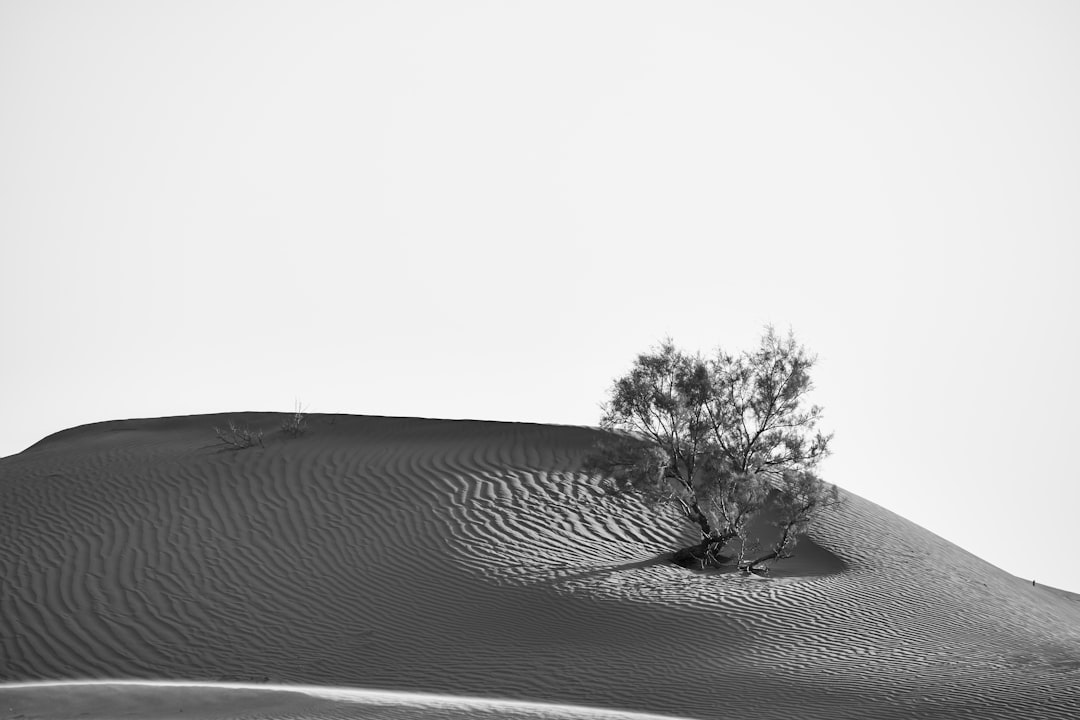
[2,413,1079,719]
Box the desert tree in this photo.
[585,327,838,571]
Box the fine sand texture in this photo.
[2,413,1080,719]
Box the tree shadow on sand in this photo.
[543,553,677,583]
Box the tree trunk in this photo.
[741,549,778,575]
[671,534,737,570]
[692,511,713,542]
[670,497,736,570]
[742,523,796,574]
[676,495,713,541]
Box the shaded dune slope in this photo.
[2,414,1080,719]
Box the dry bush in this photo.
[214,420,264,450]
[281,402,308,438]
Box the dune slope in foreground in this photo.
[2,414,1080,720]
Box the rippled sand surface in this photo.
[2,414,1079,719]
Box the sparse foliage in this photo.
[281,402,308,438]
[584,327,839,573]
[214,420,264,450]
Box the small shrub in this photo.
[214,420,264,450]
[281,402,307,438]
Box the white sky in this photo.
[3,1,1079,592]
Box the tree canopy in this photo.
[585,327,838,572]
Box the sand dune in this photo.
[2,413,1080,719]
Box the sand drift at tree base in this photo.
[2,414,1079,720]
